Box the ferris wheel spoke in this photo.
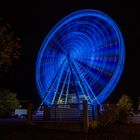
[51,61,67,104]
[50,38,66,55]
[75,59,103,76]
[75,59,114,86]
[65,71,71,104]
[72,59,100,104]
[78,57,117,74]
[75,56,105,69]
[67,57,80,102]
[70,60,89,99]
[57,68,70,104]
[92,42,118,54]
[41,57,67,104]
[75,58,106,86]
[58,30,72,45]
[70,60,92,102]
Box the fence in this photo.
[28,101,103,132]
[32,102,97,122]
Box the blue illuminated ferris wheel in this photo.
[36,10,125,105]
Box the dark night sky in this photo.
[0,0,139,105]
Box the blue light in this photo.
[36,9,125,105]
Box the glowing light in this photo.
[36,9,125,105]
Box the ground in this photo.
[1,119,140,140]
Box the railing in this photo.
[48,104,82,121]
[32,102,96,122]
[28,102,114,132]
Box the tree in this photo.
[115,94,133,123]
[0,89,19,117]
[117,94,133,111]
[90,95,133,128]
[0,19,22,78]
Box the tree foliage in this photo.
[117,94,133,111]
[89,95,133,130]
[0,19,22,77]
[0,89,19,117]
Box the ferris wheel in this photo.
[36,9,125,105]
